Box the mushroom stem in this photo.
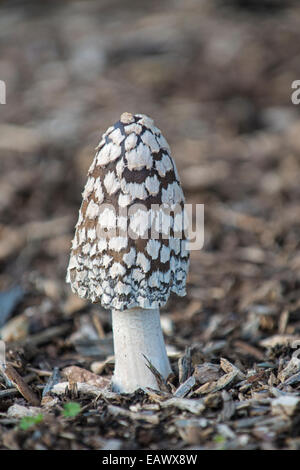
[111,307,172,393]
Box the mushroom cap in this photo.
[66,113,189,311]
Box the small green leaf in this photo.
[214,434,226,443]
[213,434,226,450]
[62,402,81,418]
[19,414,43,431]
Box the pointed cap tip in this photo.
[120,112,135,124]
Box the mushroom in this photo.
[66,112,189,393]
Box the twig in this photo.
[42,367,61,397]
[11,323,71,348]
[3,364,40,406]
[142,354,170,393]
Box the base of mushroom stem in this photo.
[111,307,172,393]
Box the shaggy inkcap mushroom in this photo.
[67,112,189,392]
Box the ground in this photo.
[0,0,300,451]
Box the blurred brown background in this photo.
[1,0,300,360]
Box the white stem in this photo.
[111,307,172,393]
